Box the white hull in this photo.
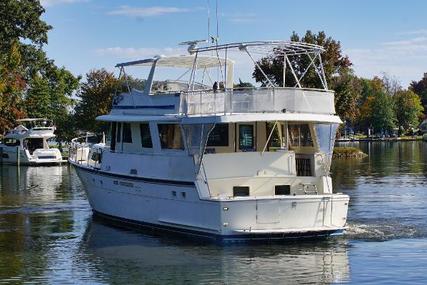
[74,163,349,240]
[0,146,64,165]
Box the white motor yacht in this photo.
[69,41,349,241]
[0,118,64,165]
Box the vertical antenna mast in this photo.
[215,0,219,43]
[207,0,211,41]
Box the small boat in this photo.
[0,118,65,165]
[70,41,350,241]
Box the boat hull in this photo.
[73,163,349,241]
[0,146,65,165]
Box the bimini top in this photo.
[116,55,234,69]
[190,40,325,55]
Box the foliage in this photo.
[0,0,79,140]
[330,73,361,125]
[360,91,396,134]
[73,69,122,133]
[26,74,51,118]
[0,42,27,134]
[410,73,427,106]
[333,147,367,158]
[393,90,424,130]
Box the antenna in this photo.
[215,0,219,43]
[207,0,211,42]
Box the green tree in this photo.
[410,73,427,110]
[74,69,121,132]
[330,73,361,125]
[360,93,396,134]
[0,0,79,137]
[394,90,424,131]
[26,74,51,118]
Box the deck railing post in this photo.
[16,146,20,166]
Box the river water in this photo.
[0,141,426,284]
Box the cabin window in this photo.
[140,123,152,148]
[275,185,291,195]
[158,124,184,150]
[23,138,44,154]
[266,122,282,150]
[239,124,254,151]
[110,122,117,152]
[122,123,132,143]
[116,123,122,143]
[4,138,20,147]
[207,124,229,147]
[288,124,313,147]
[233,186,250,197]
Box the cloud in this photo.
[95,47,187,59]
[107,6,191,18]
[41,0,88,7]
[346,33,427,86]
[226,13,257,23]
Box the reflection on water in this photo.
[80,219,350,284]
[0,141,426,284]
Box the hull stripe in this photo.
[73,163,195,186]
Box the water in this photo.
[0,141,426,284]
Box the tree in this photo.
[410,73,427,110]
[74,69,121,133]
[393,90,424,131]
[360,92,396,135]
[330,73,361,126]
[26,74,51,118]
[0,0,79,138]
[0,42,27,134]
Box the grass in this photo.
[333,147,367,159]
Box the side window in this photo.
[158,124,184,150]
[207,124,229,147]
[110,122,117,152]
[116,123,122,143]
[239,124,255,151]
[4,138,20,147]
[122,123,132,143]
[140,123,153,148]
[288,124,313,147]
[266,122,282,150]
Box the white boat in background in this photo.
[69,41,349,241]
[0,118,65,165]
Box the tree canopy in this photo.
[0,0,79,138]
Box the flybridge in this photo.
[109,41,336,118]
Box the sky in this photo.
[40,0,427,87]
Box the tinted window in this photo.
[239,124,254,151]
[288,124,313,147]
[116,123,122,143]
[122,123,132,143]
[207,124,229,147]
[266,122,282,150]
[4,138,20,147]
[110,122,116,152]
[158,124,184,150]
[140,123,152,148]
